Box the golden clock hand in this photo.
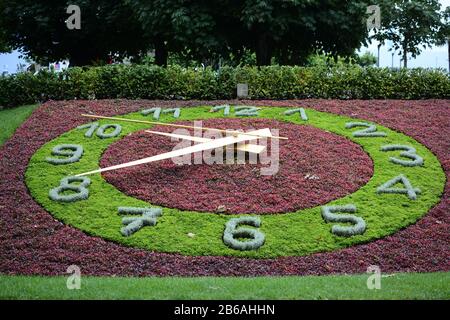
[76,129,271,176]
[80,114,288,140]
[144,130,266,154]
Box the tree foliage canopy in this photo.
[129,0,372,66]
[0,0,147,66]
[1,0,446,67]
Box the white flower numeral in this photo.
[223,217,265,251]
[346,122,387,137]
[284,108,308,121]
[76,122,122,139]
[321,205,366,237]
[142,107,180,120]
[118,207,162,237]
[49,176,91,202]
[377,174,421,200]
[46,144,83,165]
[380,145,424,167]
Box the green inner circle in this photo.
[25,106,446,258]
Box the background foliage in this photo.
[0,0,392,66]
[0,0,146,66]
[0,64,448,108]
[0,1,447,68]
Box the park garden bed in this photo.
[0,99,448,276]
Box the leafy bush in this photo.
[0,65,448,108]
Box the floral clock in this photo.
[25,106,445,259]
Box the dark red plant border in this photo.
[0,99,448,276]
[100,118,373,215]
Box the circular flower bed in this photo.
[0,99,448,276]
[24,105,445,259]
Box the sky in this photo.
[1,0,449,74]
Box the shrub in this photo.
[0,64,448,108]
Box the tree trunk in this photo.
[448,38,450,72]
[377,44,381,67]
[402,43,408,69]
[70,56,90,67]
[256,33,273,66]
[70,52,104,67]
[155,38,168,67]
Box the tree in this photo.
[0,29,10,53]
[127,0,231,66]
[435,6,450,71]
[0,0,148,66]
[0,0,382,67]
[371,0,447,68]
[0,2,11,53]
[130,0,372,67]
[228,0,372,66]
[356,51,378,67]
[446,7,450,72]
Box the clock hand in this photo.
[76,129,272,177]
[144,130,266,154]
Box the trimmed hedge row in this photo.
[0,64,449,108]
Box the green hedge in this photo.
[0,64,449,108]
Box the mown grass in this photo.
[0,104,38,146]
[0,272,449,300]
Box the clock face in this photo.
[25,106,445,258]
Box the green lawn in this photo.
[0,272,449,300]
[0,104,38,145]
